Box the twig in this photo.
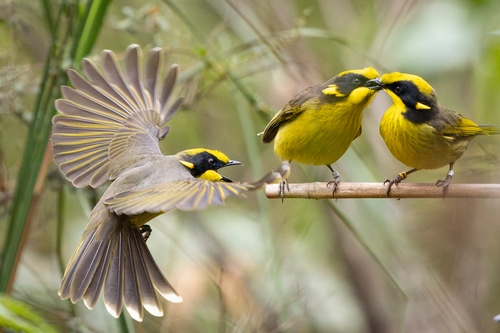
[265,182,500,199]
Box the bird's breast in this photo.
[380,107,470,169]
[274,103,365,165]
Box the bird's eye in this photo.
[353,78,361,85]
[208,158,215,166]
[394,86,402,94]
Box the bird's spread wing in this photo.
[103,179,256,215]
[52,44,183,188]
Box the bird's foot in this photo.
[384,172,408,196]
[279,179,290,203]
[275,161,291,202]
[140,224,152,242]
[435,169,454,197]
[326,170,341,196]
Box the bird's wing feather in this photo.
[52,44,183,188]
[433,108,487,137]
[104,179,255,215]
[261,85,325,143]
[454,117,487,136]
[261,104,306,143]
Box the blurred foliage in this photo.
[0,294,58,333]
[2,0,500,332]
[0,0,113,295]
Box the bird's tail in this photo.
[51,44,183,188]
[479,124,500,135]
[58,206,182,322]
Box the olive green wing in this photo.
[103,179,256,216]
[433,106,488,138]
[261,85,322,143]
[453,116,488,136]
[52,44,183,188]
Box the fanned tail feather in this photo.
[58,206,182,322]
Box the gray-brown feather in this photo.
[52,44,182,188]
[58,204,179,321]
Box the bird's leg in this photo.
[279,179,290,202]
[436,163,454,196]
[384,168,418,196]
[140,224,152,242]
[278,161,291,202]
[325,165,341,194]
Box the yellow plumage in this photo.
[262,67,380,190]
[366,72,500,194]
[273,98,365,165]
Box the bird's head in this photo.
[365,72,438,112]
[176,149,242,182]
[321,67,380,104]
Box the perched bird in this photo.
[52,44,276,321]
[261,67,380,194]
[365,72,500,195]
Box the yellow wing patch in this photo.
[455,116,487,136]
[439,115,486,137]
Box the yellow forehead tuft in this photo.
[337,67,379,80]
[180,148,229,163]
[205,149,230,163]
[181,148,230,164]
[380,72,434,95]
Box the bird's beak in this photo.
[225,160,242,167]
[218,160,242,182]
[365,78,384,90]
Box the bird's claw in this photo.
[435,168,454,198]
[435,171,453,198]
[326,177,341,195]
[326,169,341,198]
[384,175,403,197]
[278,179,290,202]
[275,161,291,202]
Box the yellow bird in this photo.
[52,44,276,321]
[366,72,500,194]
[261,67,380,193]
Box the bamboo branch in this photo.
[265,182,500,199]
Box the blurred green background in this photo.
[2,0,500,332]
